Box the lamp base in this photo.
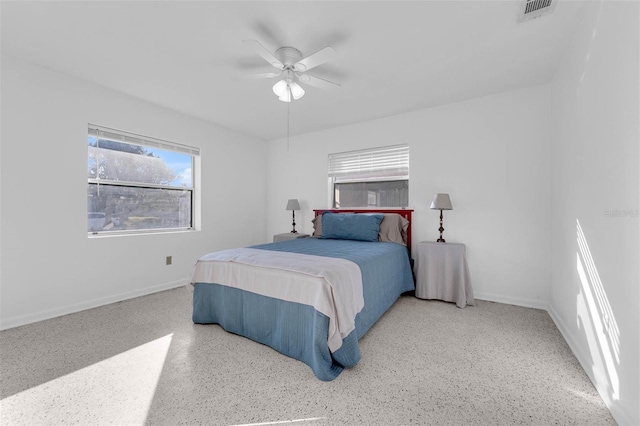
[291,210,297,233]
[436,209,446,243]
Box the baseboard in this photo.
[0,278,189,331]
[547,304,636,426]
[474,291,549,311]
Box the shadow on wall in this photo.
[575,219,620,401]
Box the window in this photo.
[87,125,198,234]
[328,144,409,208]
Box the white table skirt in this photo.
[413,241,474,308]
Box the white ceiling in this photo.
[1,1,587,141]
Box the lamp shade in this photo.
[286,199,300,211]
[430,193,452,210]
[273,79,288,97]
[289,82,305,99]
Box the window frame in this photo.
[87,124,199,236]
[328,144,409,209]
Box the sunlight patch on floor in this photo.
[233,417,325,426]
[0,334,173,425]
[567,386,607,405]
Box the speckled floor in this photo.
[0,288,615,426]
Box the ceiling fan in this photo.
[241,39,340,102]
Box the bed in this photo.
[190,209,414,381]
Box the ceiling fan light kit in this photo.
[273,81,305,102]
[242,39,340,102]
[273,70,305,102]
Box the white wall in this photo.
[0,56,268,329]
[266,85,552,308]
[548,1,639,424]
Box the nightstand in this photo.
[413,241,474,308]
[273,232,310,242]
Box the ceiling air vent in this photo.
[517,0,557,23]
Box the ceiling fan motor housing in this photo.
[275,47,305,69]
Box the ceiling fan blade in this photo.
[237,71,283,80]
[294,46,337,72]
[243,39,284,70]
[297,73,341,91]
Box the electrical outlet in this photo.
[166,256,172,265]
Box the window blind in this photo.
[328,144,409,181]
[88,124,200,156]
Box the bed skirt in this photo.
[193,283,360,381]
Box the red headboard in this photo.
[313,209,413,253]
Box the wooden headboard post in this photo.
[312,209,414,254]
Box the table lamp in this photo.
[430,193,452,242]
[286,199,300,233]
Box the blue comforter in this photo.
[192,238,414,380]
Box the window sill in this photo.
[88,228,197,239]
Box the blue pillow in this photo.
[320,212,384,242]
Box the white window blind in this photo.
[88,124,200,156]
[328,144,409,182]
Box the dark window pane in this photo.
[334,180,408,208]
[87,183,192,232]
